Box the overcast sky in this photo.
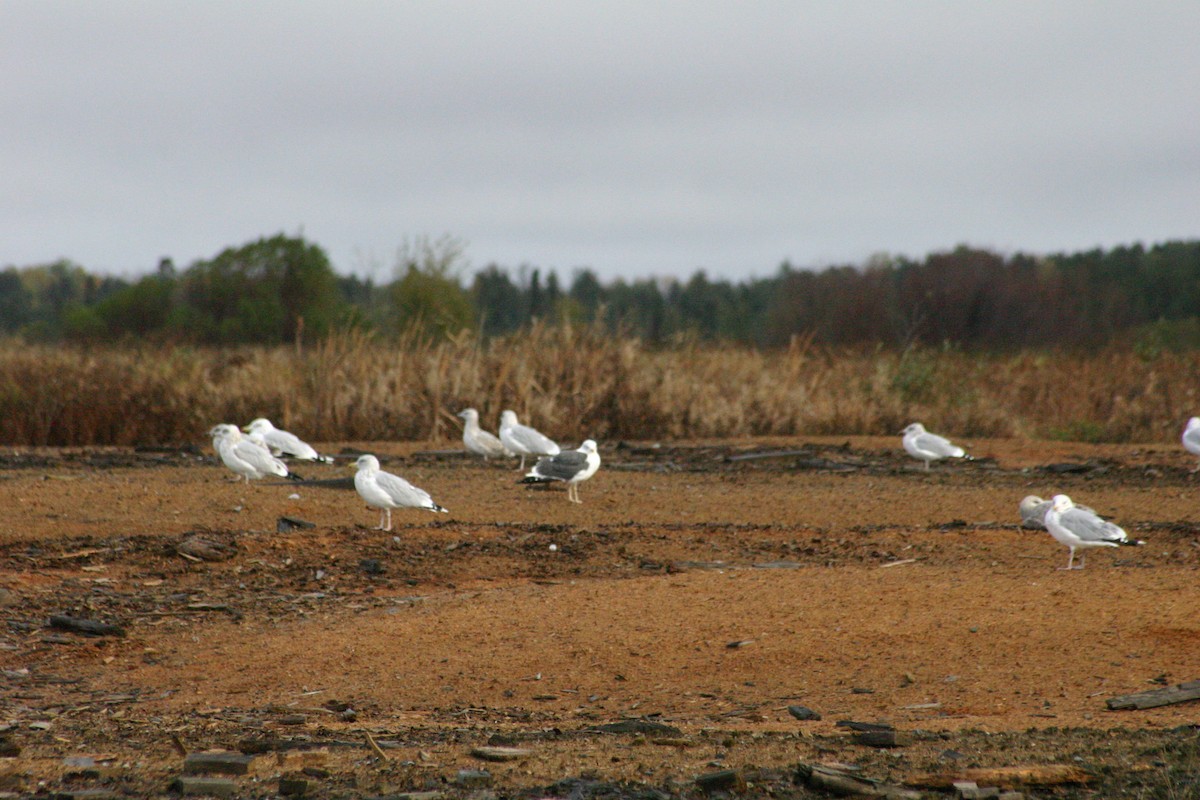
[3,2,1198,283]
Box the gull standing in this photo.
[499,410,560,470]
[521,440,601,503]
[1019,495,1094,529]
[457,408,510,460]
[209,423,292,483]
[1182,417,1200,472]
[1043,494,1143,570]
[901,423,970,470]
[353,454,448,531]
[244,418,333,463]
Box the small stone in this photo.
[470,746,531,762]
[183,751,257,776]
[171,777,238,798]
[279,775,308,797]
[787,705,822,721]
[455,769,492,788]
[695,769,745,793]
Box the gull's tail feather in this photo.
[430,503,449,513]
[1120,538,1145,546]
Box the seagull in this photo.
[1043,494,1143,570]
[901,423,971,470]
[1182,417,1200,472]
[499,410,560,470]
[244,418,333,463]
[209,423,294,483]
[520,440,601,503]
[457,408,510,460]
[353,454,448,531]
[1019,495,1095,529]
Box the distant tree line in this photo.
[3,234,1199,350]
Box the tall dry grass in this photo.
[0,328,1196,447]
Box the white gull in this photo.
[499,410,560,470]
[353,454,448,531]
[521,440,601,504]
[1043,493,1143,570]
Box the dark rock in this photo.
[787,705,821,721]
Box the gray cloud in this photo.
[3,1,1198,282]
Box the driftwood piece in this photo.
[905,764,1092,789]
[276,516,316,533]
[176,535,237,562]
[470,746,531,762]
[588,719,683,737]
[836,720,894,732]
[1106,679,1200,710]
[797,763,922,799]
[48,615,125,637]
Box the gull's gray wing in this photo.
[375,470,434,508]
[510,424,559,455]
[915,431,964,458]
[1059,507,1127,544]
[533,449,588,481]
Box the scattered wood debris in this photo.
[48,615,125,637]
[1106,679,1200,710]
[904,764,1093,789]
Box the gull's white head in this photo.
[901,422,926,436]
[500,410,519,426]
[209,423,238,439]
[458,408,479,422]
[354,454,381,472]
[1050,494,1074,513]
[579,439,598,453]
[244,417,276,434]
[1019,495,1045,516]
[1186,417,1200,432]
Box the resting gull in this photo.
[1019,495,1095,529]
[499,410,560,470]
[353,454,448,531]
[244,417,333,463]
[520,439,601,503]
[901,423,970,470]
[1043,493,1142,570]
[209,423,294,483]
[457,408,510,460]
[1182,417,1200,472]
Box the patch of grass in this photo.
[0,333,1197,446]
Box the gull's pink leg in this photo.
[1058,548,1076,570]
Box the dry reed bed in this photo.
[0,329,1196,446]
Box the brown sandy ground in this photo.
[0,436,1198,797]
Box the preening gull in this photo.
[499,410,560,470]
[1019,495,1095,529]
[244,417,333,463]
[209,423,293,483]
[457,408,510,460]
[353,454,448,531]
[520,439,601,503]
[1043,494,1143,570]
[901,423,970,470]
[1182,417,1200,472]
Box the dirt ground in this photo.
[1,435,1198,798]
